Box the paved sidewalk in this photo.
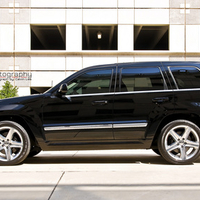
[0,150,200,200]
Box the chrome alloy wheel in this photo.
[0,126,23,162]
[164,125,199,161]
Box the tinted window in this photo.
[66,69,112,95]
[170,66,200,89]
[121,67,164,92]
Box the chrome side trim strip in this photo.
[113,123,147,128]
[114,90,174,95]
[44,122,147,131]
[63,92,115,98]
[64,90,175,98]
[61,88,200,99]
[44,124,112,131]
[172,88,200,92]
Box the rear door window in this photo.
[169,66,200,89]
[120,67,164,92]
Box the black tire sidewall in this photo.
[158,120,200,165]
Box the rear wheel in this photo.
[0,121,30,165]
[158,120,200,164]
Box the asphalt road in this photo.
[0,149,200,200]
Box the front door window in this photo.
[66,69,112,95]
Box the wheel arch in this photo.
[0,115,41,149]
[151,113,200,148]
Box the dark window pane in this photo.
[66,69,112,95]
[31,25,66,50]
[121,67,164,92]
[134,25,169,50]
[82,25,117,50]
[170,67,200,89]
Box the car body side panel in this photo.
[112,63,175,146]
[162,62,200,121]
[1,62,200,151]
[0,95,46,148]
[42,93,114,142]
[113,91,175,140]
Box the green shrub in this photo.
[0,81,18,99]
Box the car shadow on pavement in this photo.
[25,151,172,165]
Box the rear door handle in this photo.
[92,100,108,106]
[152,97,169,103]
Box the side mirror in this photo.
[58,83,68,94]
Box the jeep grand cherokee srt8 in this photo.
[1,61,200,165]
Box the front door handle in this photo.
[92,100,108,106]
[152,97,169,103]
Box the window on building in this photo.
[169,66,200,89]
[120,67,164,92]
[31,25,66,50]
[82,25,117,50]
[134,25,169,50]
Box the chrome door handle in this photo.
[92,100,108,106]
[152,97,169,103]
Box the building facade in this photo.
[0,0,200,95]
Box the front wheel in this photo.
[158,120,200,165]
[0,121,31,165]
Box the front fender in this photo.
[0,95,46,148]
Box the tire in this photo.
[0,121,31,165]
[158,120,200,165]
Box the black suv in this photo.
[1,61,200,165]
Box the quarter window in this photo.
[66,69,112,95]
[170,66,200,89]
[121,67,164,92]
